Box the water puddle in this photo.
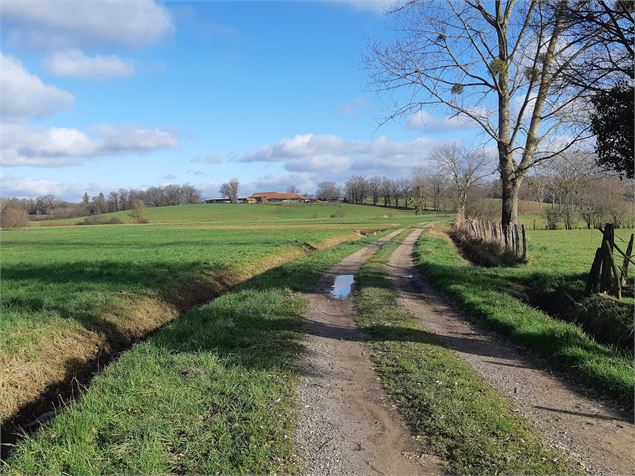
[331,274,354,299]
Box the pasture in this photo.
[1,203,445,427]
[33,202,423,226]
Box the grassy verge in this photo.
[415,228,634,409]
[353,232,572,475]
[3,233,387,474]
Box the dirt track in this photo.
[295,231,442,475]
[388,228,635,475]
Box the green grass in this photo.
[3,234,388,474]
[5,206,440,423]
[415,228,634,408]
[353,232,572,475]
[34,202,443,227]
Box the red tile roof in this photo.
[249,192,304,200]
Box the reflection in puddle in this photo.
[331,274,354,299]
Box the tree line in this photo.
[1,184,201,221]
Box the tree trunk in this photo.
[501,175,519,227]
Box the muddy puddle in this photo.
[331,274,354,299]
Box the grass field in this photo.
[416,226,634,408]
[3,233,393,474]
[354,232,570,475]
[1,203,445,427]
[33,202,428,227]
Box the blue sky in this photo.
[0,0,480,200]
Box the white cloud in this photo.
[45,49,134,79]
[238,133,439,176]
[0,53,74,120]
[0,0,173,50]
[162,174,177,180]
[191,154,224,164]
[0,173,89,199]
[407,109,482,132]
[338,97,371,116]
[0,123,179,167]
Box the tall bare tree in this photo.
[368,0,597,226]
[220,179,240,203]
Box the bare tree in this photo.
[426,171,449,212]
[287,185,300,194]
[368,1,597,226]
[431,143,492,218]
[380,177,392,206]
[316,181,341,201]
[398,178,414,208]
[368,176,382,206]
[219,179,240,203]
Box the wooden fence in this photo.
[585,223,634,300]
[459,218,528,261]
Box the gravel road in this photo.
[295,231,443,476]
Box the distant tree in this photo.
[390,179,401,207]
[129,199,149,223]
[107,191,119,213]
[368,176,382,206]
[82,192,90,205]
[411,168,427,215]
[0,205,29,229]
[344,176,368,204]
[316,181,341,201]
[287,185,300,194]
[92,193,107,214]
[398,178,413,208]
[426,172,449,212]
[431,143,492,219]
[220,179,240,203]
[380,177,392,207]
[181,184,201,204]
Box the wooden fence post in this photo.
[521,224,527,261]
[599,224,614,293]
[586,248,603,294]
[513,224,520,256]
[621,233,634,286]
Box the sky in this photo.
[0,0,482,201]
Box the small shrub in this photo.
[330,207,345,218]
[0,206,30,230]
[543,207,561,230]
[80,215,123,225]
[129,199,149,223]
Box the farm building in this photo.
[248,192,306,203]
[205,197,257,204]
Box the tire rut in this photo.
[387,228,635,475]
[295,230,443,476]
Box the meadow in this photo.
[33,202,423,226]
[1,203,446,432]
[3,231,398,474]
